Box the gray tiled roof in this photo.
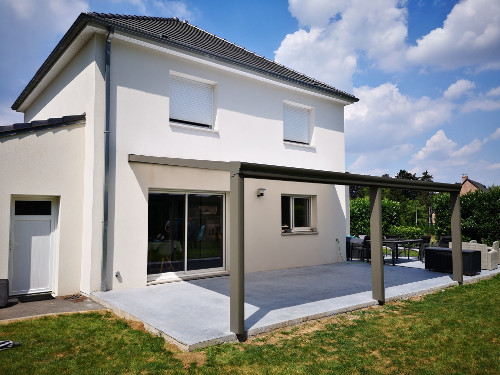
[12,13,358,110]
[0,114,86,138]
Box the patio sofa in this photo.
[449,241,499,270]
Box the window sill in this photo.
[281,231,319,236]
[170,122,219,134]
[284,141,316,151]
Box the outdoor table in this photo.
[368,239,423,266]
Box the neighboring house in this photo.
[0,13,358,297]
[460,175,488,196]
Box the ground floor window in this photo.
[148,192,224,275]
[281,195,311,232]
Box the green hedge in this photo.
[350,197,400,236]
[433,186,500,245]
[387,225,424,239]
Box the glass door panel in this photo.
[187,194,223,271]
[147,193,185,274]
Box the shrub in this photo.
[349,197,400,236]
[388,225,424,239]
[433,187,500,245]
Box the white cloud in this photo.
[487,163,500,170]
[487,86,500,97]
[151,0,193,20]
[113,0,194,20]
[443,79,476,100]
[489,128,500,140]
[407,0,500,71]
[409,130,500,185]
[410,130,483,168]
[347,143,413,176]
[277,0,500,93]
[344,79,500,181]
[275,0,408,91]
[409,129,500,184]
[345,83,454,153]
[462,97,500,113]
[4,0,88,33]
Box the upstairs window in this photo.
[283,102,311,145]
[169,73,214,128]
[281,195,312,232]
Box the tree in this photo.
[349,185,368,199]
[349,197,401,236]
[418,170,435,226]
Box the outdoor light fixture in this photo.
[257,188,266,197]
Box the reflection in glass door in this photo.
[147,193,185,274]
[187,194,223,271]
[147,192,224,275]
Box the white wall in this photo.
[109,38,345,171]
[15,35,107,294]
[0,125,85,295]
[110,162,230,290]
[7,31,350,292]
[244,179,347,273]
[105,38,348,289]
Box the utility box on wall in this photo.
[0,279,8,307]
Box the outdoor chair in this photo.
[449,241,498,271]
[346,237,363,260]
[438,235,452,248]
[492,241,500,266]
[361,235,371,261]
[419,235,431,262]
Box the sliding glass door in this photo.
[148,192,224,276]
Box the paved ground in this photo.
[92,259,500,351]
[0,295,106,322]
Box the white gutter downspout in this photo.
[101,26,114,291]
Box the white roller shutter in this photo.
[283,103,310,144]
[170,74,213,127]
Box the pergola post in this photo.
[370,187,385,304]
[450,192,463,284]
[229,163,246,339]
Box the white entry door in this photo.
[10,200,55,295]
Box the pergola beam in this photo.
[370,187,385,303]
[229,162,246,338]
[128,155,463,338]
[450,192,463,283]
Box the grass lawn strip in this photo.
[0,274,498,374]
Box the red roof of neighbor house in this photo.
[12,13,358,111]
[463,177,488,193]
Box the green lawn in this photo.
[1,275,499,375]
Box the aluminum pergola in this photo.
[129,155,463,340]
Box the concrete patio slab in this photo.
[92,261,500,351]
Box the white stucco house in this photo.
[0,13,359,297]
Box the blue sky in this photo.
[1,0,499,186]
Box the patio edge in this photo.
[90,293,239,351]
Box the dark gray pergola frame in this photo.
[129,155,462,340]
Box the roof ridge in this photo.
[184,21,352,95]
[12,13,358,110]
[87,12,178,21]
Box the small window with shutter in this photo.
[283,102,311,145]
[169,73,214,128]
